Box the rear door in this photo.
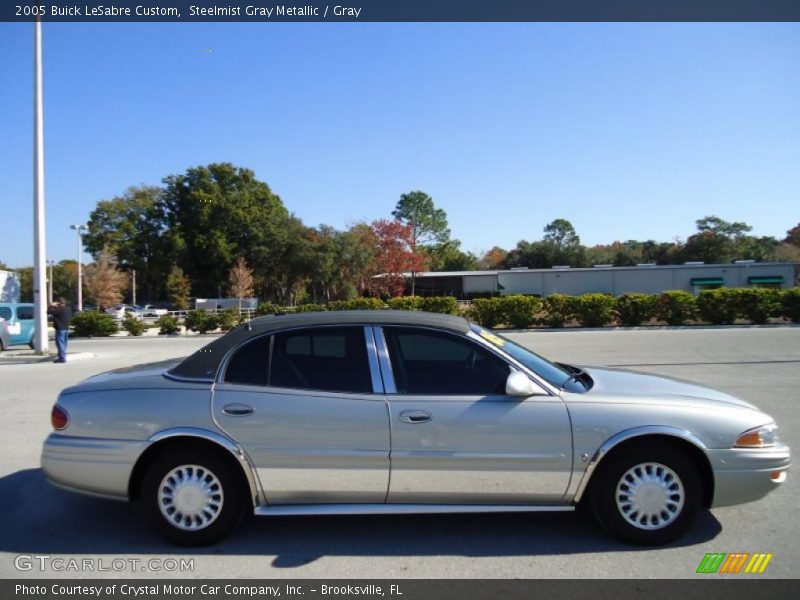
[15,305,34,344]
[380,326,572,505]
[212,325,390,504]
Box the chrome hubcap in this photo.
[158,465,224,531]
[615,462,684,530]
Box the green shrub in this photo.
[122,313,147,336]
[71,311,118,337]
[733,288,782,324]
[781,288,800,323]
[614,293,658,326]
[498,295,541,329]
[387,296,426,311]
[421,296,459,315]
[185,310,220,334]
[328,297,386,311]
[256,302,285,316]
[656,291,697,325]
[155,314,181,335]
[295,303,327,313]
[573,293,615,327]
[217,309,240,332]
[696,289,738,325]
[469,297,504,328]
[541,294,576,328]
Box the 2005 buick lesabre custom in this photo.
[42,311,790,545]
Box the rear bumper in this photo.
[41,433,148,500]
[707,443,791,508]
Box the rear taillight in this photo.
[51,405,69,430]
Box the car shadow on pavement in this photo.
[0,469,722,566]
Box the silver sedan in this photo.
[41,310,790,546]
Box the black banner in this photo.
[4,580,800,600]
[4,1,800,23]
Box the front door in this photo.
[380,326,572,505]
[212,326,390,504]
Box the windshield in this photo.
[470,324,574,389]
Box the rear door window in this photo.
[225,335,271,386]
[16,306,33,320]
[271,327,372,394]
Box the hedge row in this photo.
[467,289,800,328]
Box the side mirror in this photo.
[505,371,541,397]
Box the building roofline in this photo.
[379,262,796,279]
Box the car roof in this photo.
[168,309,470,381]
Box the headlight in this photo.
[734,423,779,448]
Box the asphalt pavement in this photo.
[0,327,797,579]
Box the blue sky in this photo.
[1,23,798,267]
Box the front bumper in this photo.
[707,442,791,508]
[41,433,149,500]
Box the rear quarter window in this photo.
[17,307,34,320]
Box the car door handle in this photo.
[398,410,432,424]
[222,403,255,417]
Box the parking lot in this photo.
[0,327,798,579]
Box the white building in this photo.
[402,262,796,298]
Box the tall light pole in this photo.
[70,224,86,311]
[47,259,55,304]
[32,17,49,355]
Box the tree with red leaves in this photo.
[368,219,429,297]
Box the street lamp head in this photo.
[70,223,86,232]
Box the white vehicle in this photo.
[105,305,142,321]
[140,305,168,318]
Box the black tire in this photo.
[140,445,247,546]
[590,441,702,545]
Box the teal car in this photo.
[0,303,35,349]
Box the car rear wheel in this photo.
[141,446,246,545]
[590,442,702,545]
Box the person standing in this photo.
[48,297,73,363]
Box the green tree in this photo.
[161,163,295,300]
[426,240,478,272]
[391,191,450,248]
[16,267,33,302]
[786,223,800,247]
[83,186,173,302]
[684,216,753,264]
[166,266,191,310]
[391,191,450,295]
[543,218,580,250]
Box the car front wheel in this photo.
[141,446,246,545]
[591,442,702,545]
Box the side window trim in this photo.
[373,326,397,394]
[377,325,514,396]
[265,334,274,386]
[364,326,385,395]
